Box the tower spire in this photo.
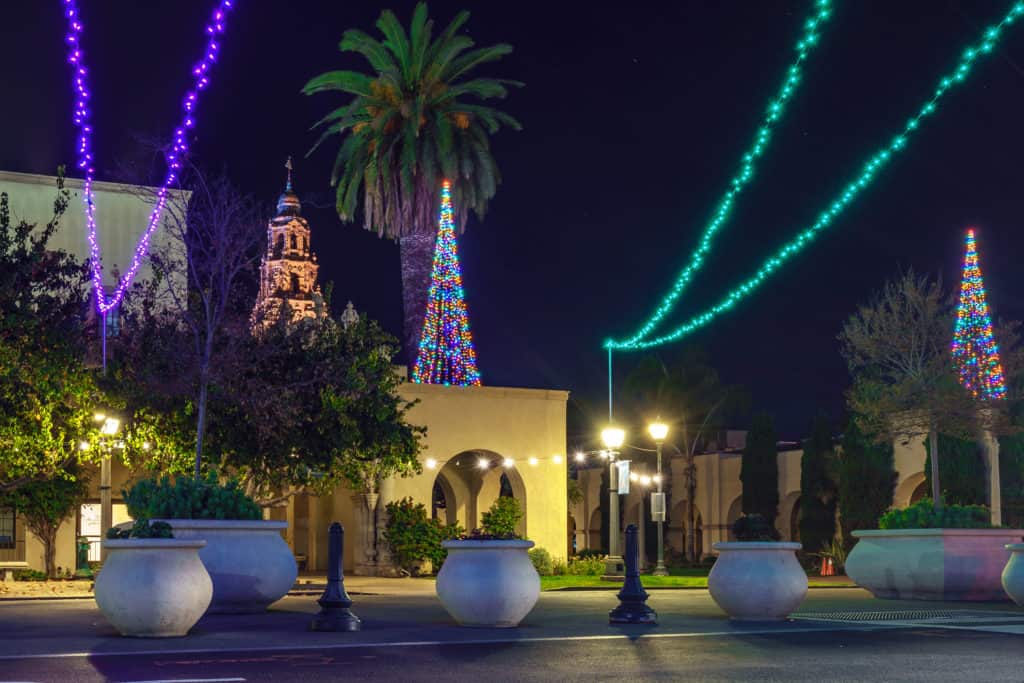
[285,155,293,192]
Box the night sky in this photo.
[4,1,1024,442]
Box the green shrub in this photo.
[13,569,47,581]
[879,498,992,529]
[552,559,568,576]
[480,496,523,538]
[123,472,261,520]
[567,555,605,576]
[384,497,463,574]
[528,547,554,576]
[106,519,174,540]
[576,548,604,560]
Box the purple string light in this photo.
[62,0,236,314]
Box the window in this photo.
[301,236,306,251]
[290,234,298,250]
[274,234,284,258]
[104,305,120,338]
[0,508,14,550]
[290,273,300,292]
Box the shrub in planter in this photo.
[732,513,781,541]
[879,498,992,530]
[122,474,293,614]
[529,547,554,576]
[96,520,212,637]
[480,496,523,538]
[384,497,464,574]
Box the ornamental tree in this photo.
[740,412,779,532]
[798,414,838,554]
[836,420,896,552]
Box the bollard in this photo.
[309,522,361,632]
[609,524,657,624]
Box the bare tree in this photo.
[839,270,1007,512]
[145,168,264,477]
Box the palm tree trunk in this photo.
[399,232,436,365]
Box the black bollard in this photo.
[309,522,361,632]
[609,524,658,624]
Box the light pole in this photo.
[647,420,669,576]
[93,413,121,561]
[601,425,625,579]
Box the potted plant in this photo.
[1003,544,1024,606]
[436,497,540,628]
[95,520,212,637]
[708,514,807,621]
[845,499,1023,601]
[124,473,297,614]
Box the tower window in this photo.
[301,236,306,251]
[290,234,298,250]
[290,273,300,292]
[274,234,284,258]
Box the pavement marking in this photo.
[120,679,245,683]
[0,623,896,662]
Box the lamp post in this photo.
[601,426,626,579]
[647,420,669,576]
[93,413,121,561]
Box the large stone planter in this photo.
[708,542,807,621]
[1001,544,1024,606]
[153,519,296,613]
[436,540,540,627]
[846,529,1024,601]
[95,539,212,637]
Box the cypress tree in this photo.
[923,434,985,506]
[741,412,780,532]
[799,414,838,553]
[837,420,896,552]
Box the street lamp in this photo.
[601,425,626,578]
[648,420,669,576]
[93,412,121,560]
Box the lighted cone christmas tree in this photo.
[412,181,482,386]
[952,228,1006,400]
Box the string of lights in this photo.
[62,0,236,315]
[952,229,1007,400]
[424,453,564,471]
[412,180,483,386]
[610,0,834,349]
[607,0,1024,350]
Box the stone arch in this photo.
[725,495,744,541]
[778,490,802,542]
[568,514,578,556]
[670,500,703,558]
[588,507,601,551]
[433,460,471,529]
[894,470,927,509]
[432,471,458,526]
[446,450,527,536]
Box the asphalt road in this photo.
[2,629,1024,682]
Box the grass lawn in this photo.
[540,567,848,591]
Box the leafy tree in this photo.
[840,270,1003,513]
[383,497,462,574]
[923,433,985,506]
[836,420,896,550]
[1001,428,1024,527]
[798,414,838,554]
[740,412,779,532]
[0,466,90,577]
[0,175,110,491]
[304,3,522,354]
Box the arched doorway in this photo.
[725,495,743,541]
[910,480,929,504]
[439,450,527,535]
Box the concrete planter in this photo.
[153,519,297,613]
[846,528,1024,601]
[437,539,540,627]
[95,539,211,637]
[1001,544,1024,606]
[708,542,807,621]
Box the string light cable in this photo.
[62,0,237,315]
[607,0,1024,350]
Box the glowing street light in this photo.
[601,425,626,578]
[425,458,437,470]
[601,426,625,450]
[648,419,670,576]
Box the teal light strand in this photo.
[610,0,833,350]
[609,0,1024,351]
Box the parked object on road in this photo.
[1001,544,1024,606]
[846,528,1024,601]
[436,538,540,627]
[608,524,657,624]
[95,533,211,638]
[310,522,360,632]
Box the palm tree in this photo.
[304,3,521,357]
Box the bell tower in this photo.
[251,158,321,327]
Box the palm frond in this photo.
[301,70,375,97]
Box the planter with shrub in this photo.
[845,499,1024,601]
[1003,544,1024,606]
[125,474,296,614]
[436,497,540,627]
[707,514,806,621]
[95,520,212,637]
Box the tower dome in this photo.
[276,156,301,217]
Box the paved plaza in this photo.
[1,588,1022,681]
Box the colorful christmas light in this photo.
[608,0,1024,350]
[62,0,236,315]
[412,181,482,387]
[952,229,1006,400]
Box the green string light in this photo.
[607,0,1024,351]
[611,0,833,350]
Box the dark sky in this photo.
[4,1,1024,441]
